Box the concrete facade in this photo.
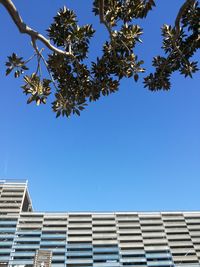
[0,180,200,267]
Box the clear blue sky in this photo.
[0,0,199,212]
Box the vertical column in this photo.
[92,213,119,267]
[41,213,68,267]
[140,212,172,267]
[116,212,146,267]
[10,213,43,266]
[163,212,197,266]
[66,213,92,267]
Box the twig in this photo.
[24,53,37,64]
[31,37,41,56]
[31,37,42,76]
[0,0,73,57]
[35,56,41,76]
[40,53,59,91]
[30,36,58,89]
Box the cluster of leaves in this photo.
[22,74,51,105]
[6,53,28,78]
[93,0,156,23]
[5,0,199,117]
[144,0,200,90]
[48,6,95,60]
[48,53,90,117]
[5,1,156,117]
[47,7,95,117]
[96,24,145,80]
[46,1,155,117]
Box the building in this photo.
[0,180,200,267]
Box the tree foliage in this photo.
[1,0,200,117]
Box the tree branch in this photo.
[173,0,197,62]
[0,0,72,56]
[98,0,113,39]
[30,36,59,90]
[99,0,105,23]
[175,0,195,35]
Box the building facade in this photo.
[0,180,200,267]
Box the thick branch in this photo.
[98,0,113,39]
[0,0,72,56]
[175,0,195,35]
[99,0,105,23]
